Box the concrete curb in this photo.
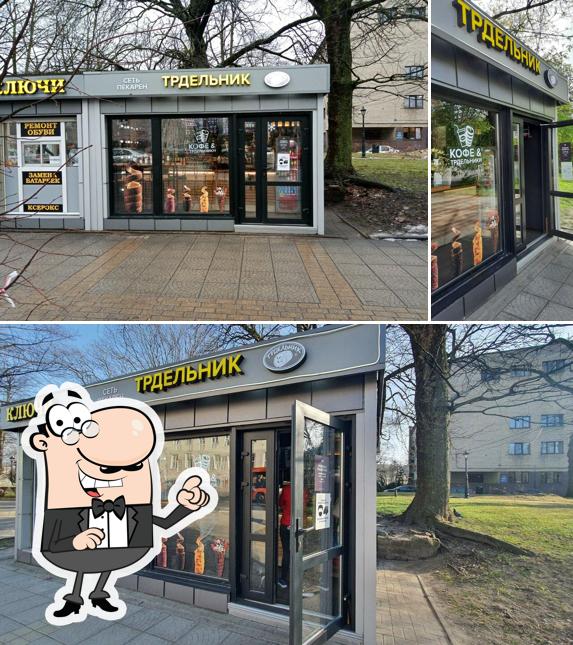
[416,574,456,645]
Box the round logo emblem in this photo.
[264,71,291,88]
[263,342,306,372]
[545,70,558,88]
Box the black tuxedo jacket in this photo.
[41,503,192,554]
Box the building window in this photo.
[500,472,513,484]
[509,416,531,429]
[540,472,562,484]
[508,443,530,455]
[110,118,154,215]
[540,441,564,455]
[399,127,423,141]
[404,95,424,109]
[542,359,566,373]
[520,472,529,484]
[540,414,564,427]
[481,368,501,382]
[155,434,231,581]
[162,117,230,215]
[379,6,427,24]
[431,99,500,292]
[511,365,531,377]
[405,65,425,79]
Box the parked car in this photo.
[113,148,144,164]
[385,484,416,493]
[366,145,400,154]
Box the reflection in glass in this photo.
[244,120,257,219]
[302,419,343,556]
[111,118,153,214]
[162,117,229,214]
[65,121,79,166]
[555,196,573,234]
[23,143,41,165]
[0,122,18,212]
[250,541,266,592]
[431,99,500,291]
[156,435,230,580]
[302,556,342,634]
[250,439,267,535]
[513,123,523,246]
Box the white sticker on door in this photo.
[315,492,331,530]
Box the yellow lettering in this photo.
[240,73,251,85]
[173,367,185,386]
[197,362,212,380]
[178,76,190,89]
[470,9,483,33]
[161,75,170,88]
[534,59,540,74]
[218,74,229,86]
[480,19,495,47]
[198,74,209,86]
[454,0,471,27]
[150,373,163,392]
[189,75,199,87]
[494,27,504,50]
[6,408,14,421]
[163,369,174,388]
[227,353,244,375]
[135,376,144,392]
[186,366,197,383]
[211,358,225,378]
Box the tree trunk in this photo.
[320,1,355,180]
[401,325,452,526]
[566,433,573,498]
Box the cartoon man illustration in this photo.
[21,382,218,626]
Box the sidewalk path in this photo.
[377,561,450,644]
[469,237,573,321]
[0,550,289,644]
[0,231,427,321]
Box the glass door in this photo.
[239,430,276,603]
[546,119,573,236]
[289,401,348,645]
[237,116,311,225]
[512,119,526,251]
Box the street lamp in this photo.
[360,106,367,158]
[463,450,469,499]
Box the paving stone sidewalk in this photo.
[0,549,289,645]
[469,237,573,321]
[0,231,427,321]
[377,561,450,645]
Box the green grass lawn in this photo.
[352,153,427,194]
[377,494,573,644]
[377,493,573,559]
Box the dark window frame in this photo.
[405,65,425,79]
[540,440,564,455]
[404,95,424,109]
[508,442,530,455]
[145,428,232,588]
[540,414,564,427]
[509,415,531,429]
[511,365,531,377]
[542,359,566,373]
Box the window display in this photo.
[155,434,230,581]
[431,99,501,291]
[110,119,153,214]
[162,117,229,214]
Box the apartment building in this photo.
[449,341,572,496]
[351,6,428,152]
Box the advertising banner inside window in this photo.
[431,99,501,291]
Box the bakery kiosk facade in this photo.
[431,0,570,319]
[0,66,328,234]
[1,325,383,645]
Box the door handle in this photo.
[294,518,304,552]
[241,481,250,490]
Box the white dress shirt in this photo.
[89,508,129,548]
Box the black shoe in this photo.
[91,598,118,613]
[53,600,81,618]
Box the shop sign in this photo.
[315,456,329,492]
[101,386,120,398]
[0,78,66,96]
[277,153,290,171]
[263,342,306,373]
[447,124,483,168]
[264,71,290,88]
[161,72,250,89]
[135,353,244,393]
[21,121,61,137]
[315,492,331,530]
[6,402,35,422]
[22,171,62,185]
[453,0,541,76]
[188,128,216,154]
[23,203,63,213]
[115,76,148,91]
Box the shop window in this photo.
[155,434,230,581]
[508,442,530,455]
[481,368,501,382]
[509,416,530,429]
[0,122,18,212]
[431,99,500,292]
[540,441,564,455]
[110,118,154,214]
[541,414,564,427]
[65,120,79,166]
[404,95,424,109]
[540,471,561,484]
[162,117,229,215]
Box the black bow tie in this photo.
[91,496,126,520]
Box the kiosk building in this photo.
[0,324,382,644]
